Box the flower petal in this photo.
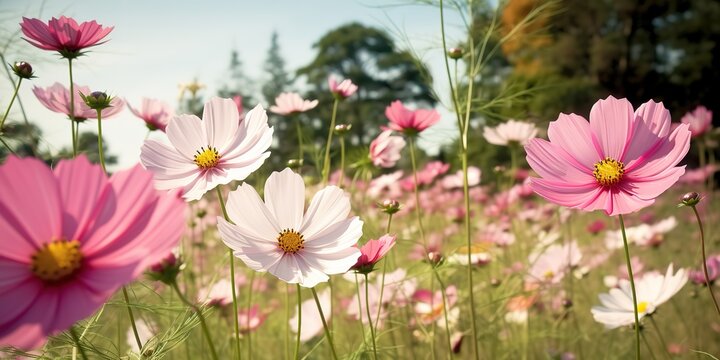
[589,96,634,160]
[264,169,305,230]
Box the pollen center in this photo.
[277,229,304,254]
[194,146,220,169]
[593,157,625,187]
[31,239,83,282]
[636,301,649,314]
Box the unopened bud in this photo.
[287,158,304,169]
[147,252,183,285]
[11,61,34,79]
[680,192,701,207]
[378,199,401,214]
[80,91,113,111]
[447,47,464,60]
[334,123,352,135]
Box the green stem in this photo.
[295,116,304,161]
[364,274,378,360]
[215,186,243,360]
[355,274,368,346]
[374,213,394,330]
[69,327,88,360]
[640,331,659,360]
[96,110,106,172]
[690,205,720,316]
[311,287,339,360]
[122,287,143,353]
[171,281,219,360]
[407,137,427,248]
[68,58,77,157]
[322,98,339,185]
[648,317,672,360]
[430,272,437,360]
[295,284,302,360]
[0,78,22,131]
[286,284,291,360]
[247,271,256,359]
[619,214,641,360]
[339,135,346,188]
[434,269,454,359]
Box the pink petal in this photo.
[622,100,672,165]
[203,97,240,152]
[524,138,594,183]
[547,113,601,169]
[589,96,634,160]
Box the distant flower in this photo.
[527,241,582,284]
[328,76,357,99]
[127,98,174,131]
[525,96,691,216]
[127,319,155,354]
[269,92,318,115]
[369,130,406,168]
[591,264,687,329]
[197,279,235,307]
[367,170,404,199]
[603,217,677,249]
[586,220,606,235]
[20,16,113,58]
[218,168,362,288]
[238,305,267,333]
[232,95,244,119]
[0,156,185,349]
[385,100,440,135]
[347,268,417,327]
[290,288,331,341]
[448,242,492,266]
[352,234,396,272]
[33,82,125,120]
[483,119,538,146]
[504,295,536,324]
[679,164,718,184]
[442,167,481,189]
[140,97,273,201]
[681,105,712,137]
[689,255,720,285]
[413,286,458,326]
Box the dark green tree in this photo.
[262,31,292,105]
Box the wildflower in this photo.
[197,279,235,307]
[352,234,396,273]
[127,98,174,131]
[0,156,185,349]
[328,76,357,100]
[483,119,538,146]
[140,97,273,201]
[448,242,493,266]
[11,61,34,79]
[20,16,113,59]
[269,92,318,115]
[218,168,362,288]
[527,241,582,285]
[591,264,688,328]
[369,130,406,168]
[33,82,125,120]
[413,286,458,326]
[681,105,712,137]
[689,256,720,285]
[385,100,440,135]
[238,305,267,333]
[377,199,401,215]
[442,167,481,189]
[525,96,691,216]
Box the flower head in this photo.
[238,305,267,334]
[385,100,440,135]
[269,92,318,115]
[11,61,35,79]
[483,119,538,146]
[352,234,396,273]
[33,82,125,120]
[591,264,687,328]
[140,97,273,201]
[328,76,357,100]
[0,156,185,349]
[127,98,174,131]
[525,96,691,216]
[20,16,113,59]
[681,105,712,137]
[369,130,406,168]
[218,168,362,287]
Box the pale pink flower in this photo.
[369,130,406,168]
[385,100,440,134]
[413,285,458,326]
[218,168,362,288]
[34,82,124,120]
[483,119,538,146]
[197,279,235,307]
[353,234,396,271]
[238,305,267,333]
[442,167,481,189]
[679,164,717,184]
[290,288,331,341]
[20,16,113,58]
[269,92,318,115]
[328,76,358,99]
[140,97,273,201]
[689,255,720,285]
[127,97,173,131]
[0,156,184,349]
[367,170,404,199]
[525,96,691,216]
[527,241,582,284]
[681,105,712,137]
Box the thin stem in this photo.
[374,213,394,330]
[619,214,641,360]
[339,135,346,188]
[430,272,437,360]
[364,274,378,360]
[0,77,22,131]
[215,186,243,360]
[434,269,454,358]
[640,331,659,360]
[247,271,256,359]
[69,327,88,360]
[285,284,291,360]
[407,136,427,247]
[96,110,106,172]
[171,281,219,360]
[322,98,339,185]
[122,287,143,353]
[648,317,672,360]
[355,274,368,346]
[295,116,304,161]
[295,284,302,360]
[311,287,339,360]
[0,136,16,155]
[68,58,77,157]
[690,205,720,316]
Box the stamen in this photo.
[593,157,625,187]
[277,229,304,254]
[194,145,221,169]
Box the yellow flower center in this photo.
[637,301,649,314]
[593,157,625,187]
[31,239,83,282]
[194,146,220,169]
[277,229,304,254]
[543,270,555,280]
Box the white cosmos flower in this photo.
[591,264,688,329]
[218,168,363,288]
[140,97,273,201]
[482,119,538,146]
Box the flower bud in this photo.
[287,158,304,169]
[80,91,113,111]
[11,61,34,79]
[377,199,401,214]
[447,47,464,60]
[147,252,183,285]
[334,123,352,135]
[680,192,701,207]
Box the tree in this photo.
[262,31,292,105]
[218,49,254,110]
[58,131,118,166]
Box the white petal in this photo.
[203,97,240,151]
[304,217,363,254]
[300,186,351,239]
[225,183,280,240]
[265,168,305,230]
[166,114,206,157]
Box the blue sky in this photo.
[1,0,467,170]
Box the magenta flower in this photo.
[33,82,125,120]
[0,156,185,349]
[20,16,113,58]
[269,92,318,115]
[385,100,440,135]
[328,76,358,99]
[680,105,713,137]
[127,98,174,131]
[369,130,406,168]
[352,234,396,272]
[689,255,720,285]
[525,96,691,216]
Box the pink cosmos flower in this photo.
[526,241,582,285]
[385,100,440,135]
[483,119,538,146]
[369,130,406,168]
[413,285,458,325]
[127,98,173,131]
[442,167,481,189]
[689,255,720,285]
[0,156,184,349]
[328,76,358,99]
[140,97,273,201]
[679,164,718,184]
[34,82,125,120]
[269,92,318,115]
[681,105,713,137]
[20,16,113,58]
[525,96,691,216]
[352,234,396,271]
[238,305,267,333]
[367,170,404,199]
[218,168,363,288]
